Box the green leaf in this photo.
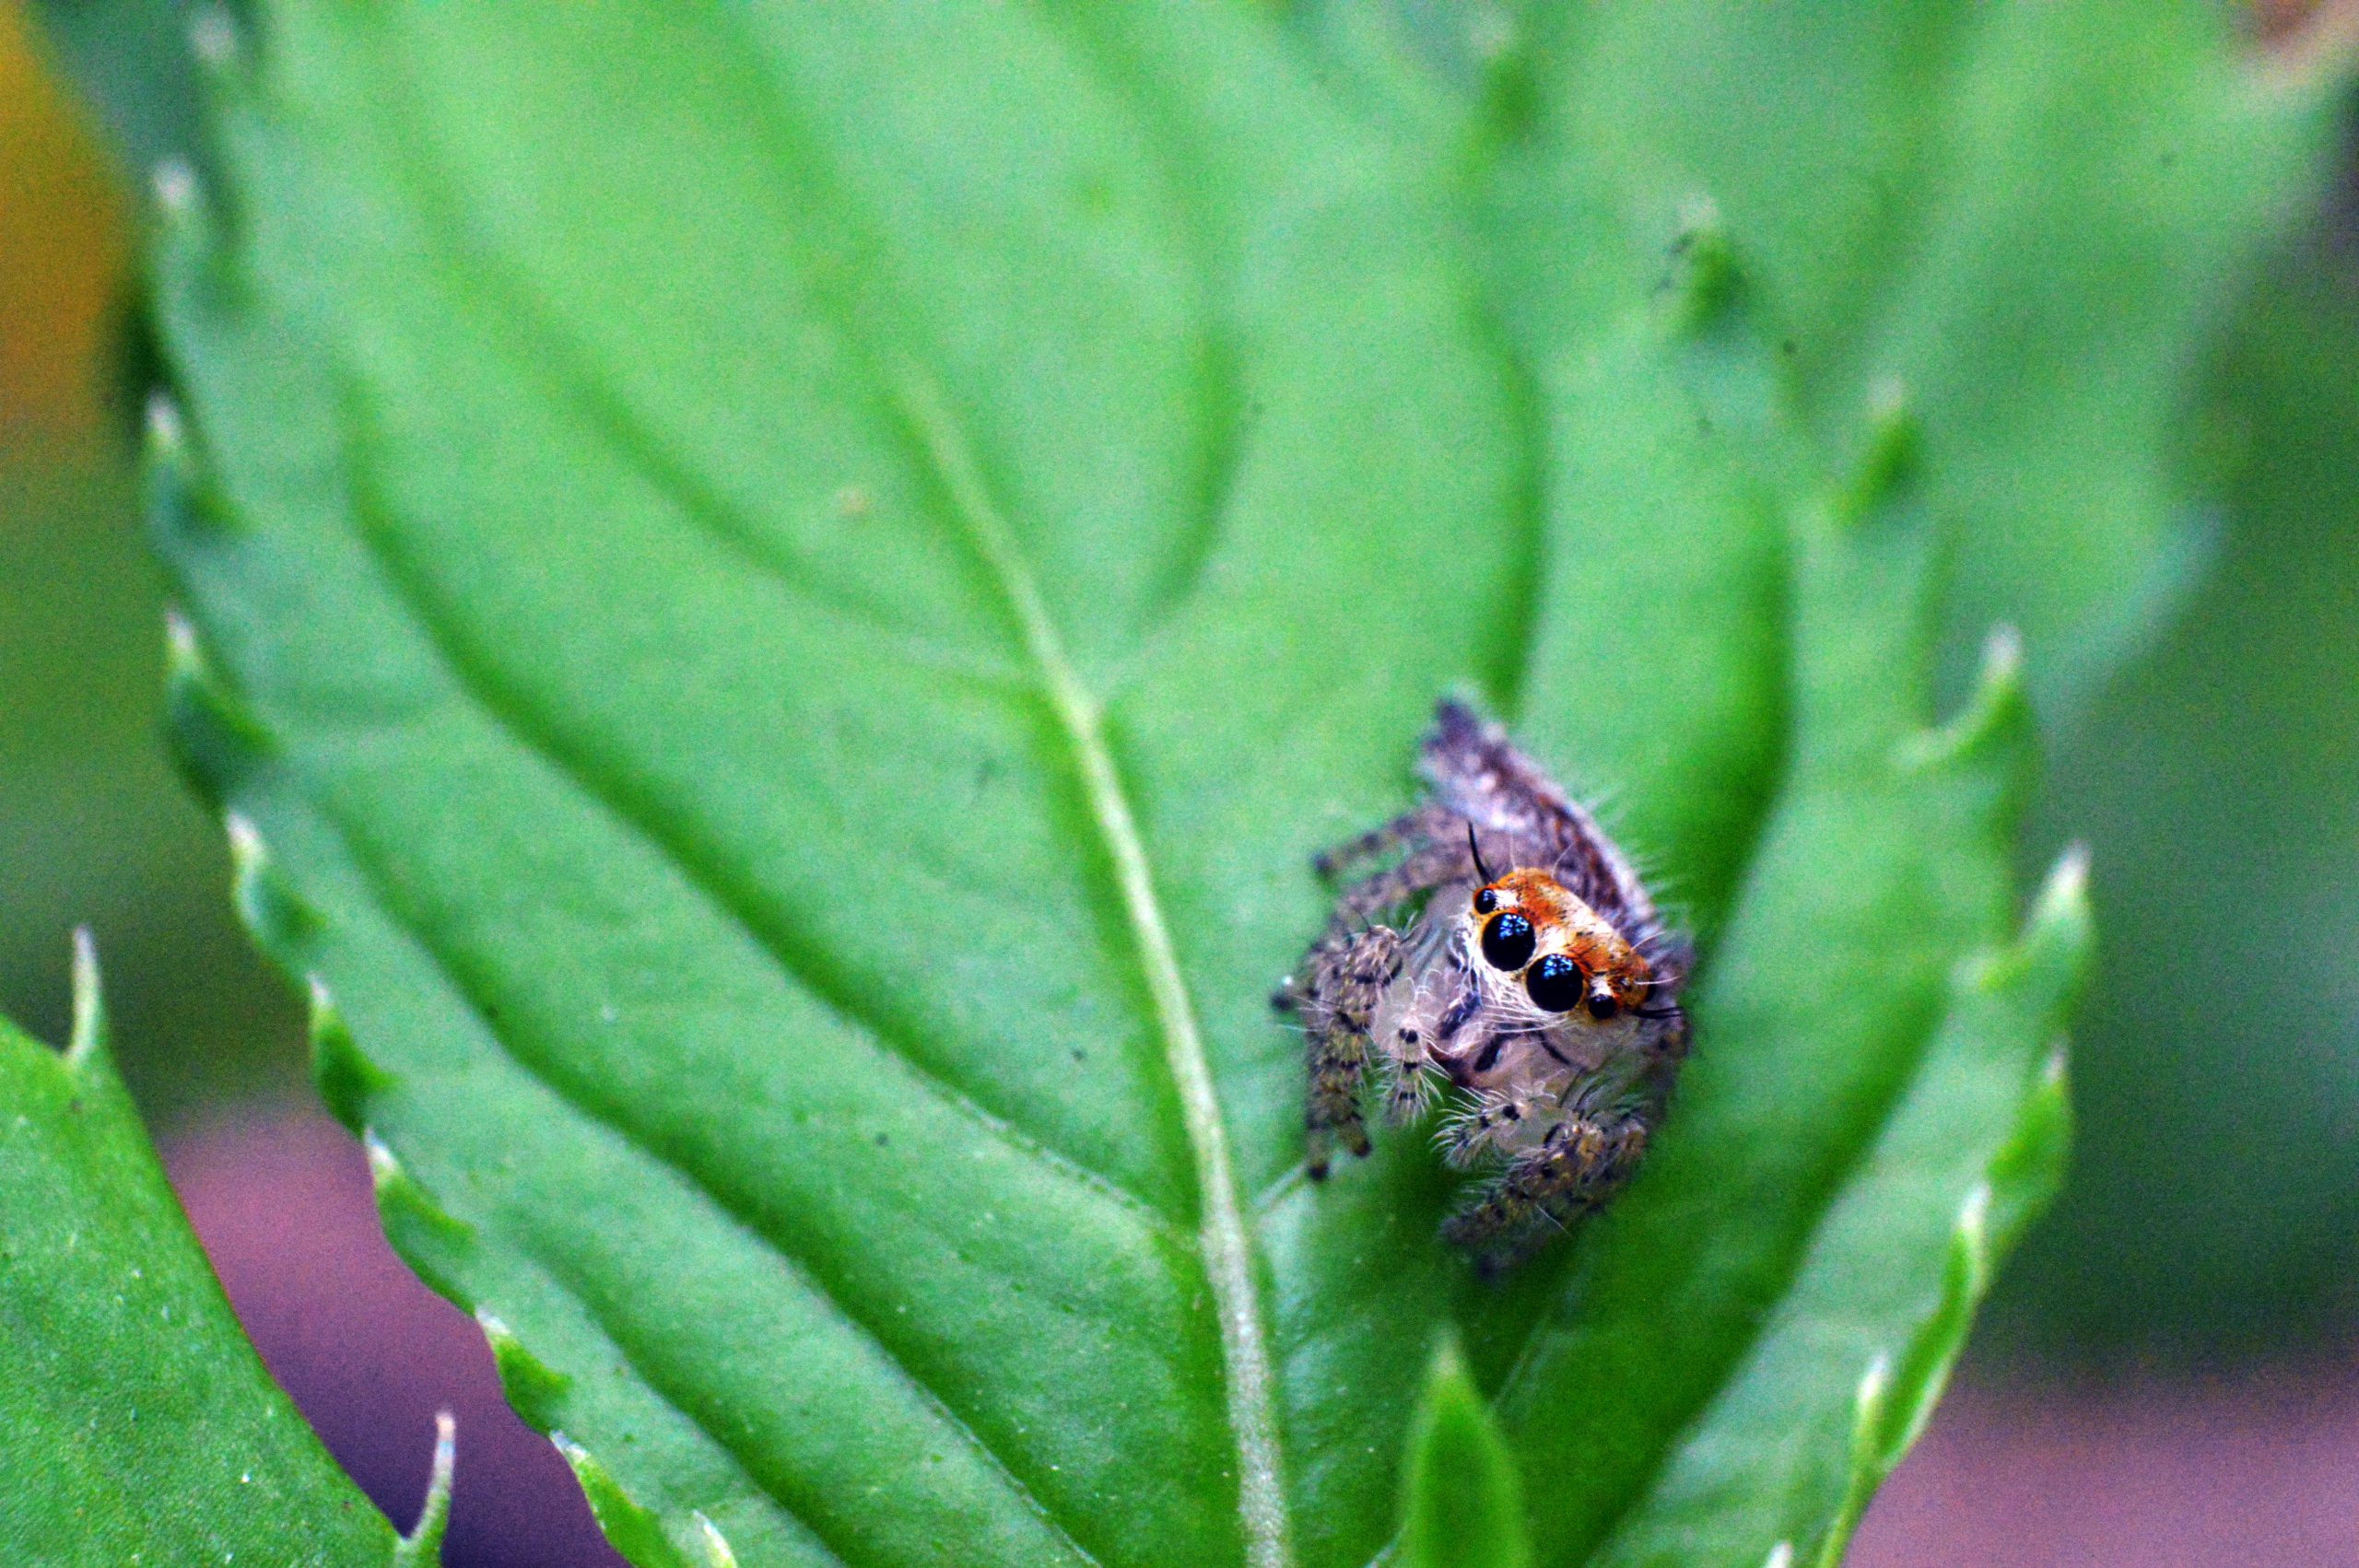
[135,5,2256,1566]
[0,935,421,1563]
[1398,1336,1532,1568]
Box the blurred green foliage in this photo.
[3,0,300,1122]
[2001,238,2359,1351]
[0,457,305,1122]
[28,0,207,176]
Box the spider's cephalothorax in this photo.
[1273,699,1692,1273]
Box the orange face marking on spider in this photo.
[1467,870,1653,1021]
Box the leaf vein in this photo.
[305,18,1179,1227]
[893,370,1295,1568]
[307,756,1109,1567]
[307,357,1180,1231]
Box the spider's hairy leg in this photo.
[1312,802,1456,880]
[1299,925,1403,1179]
[1331,836,1480,928]
[1442,1114,1649,1275]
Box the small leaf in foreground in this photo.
[1397,1334,1532,1568]
[0,933,400,1564]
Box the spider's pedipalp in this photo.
[1381,1056,1440,1127]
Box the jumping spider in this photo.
[1273,699,1693,1272]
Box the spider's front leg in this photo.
[1311,802,1456,881]
[1329,832,1481,931]
[1442,1113,1649,1275]
[1286,925,1404,1180]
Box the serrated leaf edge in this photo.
[141,277,923,1568]
[148,65,1286,1561]
[1805,851,2088,1567]
[146,139,756,1553]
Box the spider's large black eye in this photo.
[1523,953,1584,1012]
[1473,887,1499,915]
[1480,911,1535,971]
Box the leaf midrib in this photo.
[893,370,1294,1568]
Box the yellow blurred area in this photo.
[0,0,126,441]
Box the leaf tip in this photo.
[393,1410,455,1567]
[361,1128,402,1189]
[1398,1329,1532,1568]
[1978,622,2025,690]
[1665,196,1742,335]
[365,1129,475,1302]
[551,1433,690,1568]
[163,604,200,669]
[475,1310,571,1433]
[1837,378,1923,524]
[308,976,397,1130]
[227,810,323,952]
[150,157,201,224]
[1954,1179,1994,1295]
[145,391,188,463]
[1899,624,2033,780]
[693,1511,740,1568]
[1988,844,2095,1010]
[147,420,241,556]
[2034,842,2093,937]
[2040,1038,2071,1096]
[189,5,241,73]
[1849,1352,1893,1442]
[66,927,108,1070]
[166,611,273,802]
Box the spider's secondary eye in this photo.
[1473,887,1499,915]
[1480,911,1535,971]
[1585,991,1619,1022]
[1523,953,1584,1012]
